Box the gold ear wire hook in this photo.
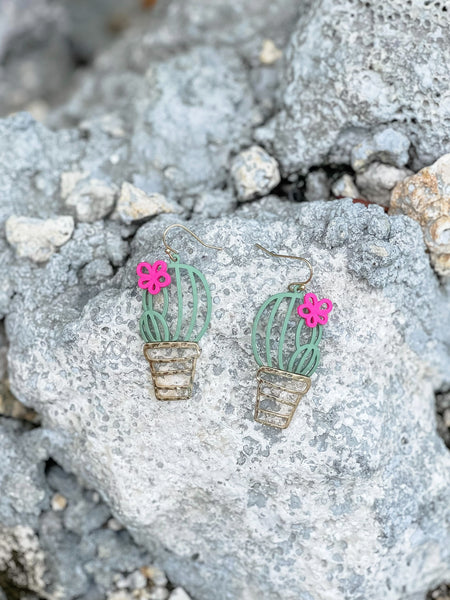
[255,243,313,291]
[163,224,223,261]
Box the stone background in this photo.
[0,1,449,599]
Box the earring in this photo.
[136,224,222,401]
[251,244,333,429]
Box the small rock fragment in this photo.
[5,215,74,262]
[51,493,68,512]
[231,145,280,201]
[60,171,88,200]
[259,39,282,65]
[356,162,412,207]
[169,588,191,600]
[140,566,168,587]
[148,589,169,600]
[65,178,118,222]
[351,128,410,172]
[304,169,330,202]
[0,381,40,423]
[331,174,359,199]
[107,517,123,531]
[81,258,114,286]
[390,153,450,276]
[114,182,180,224]
[107,592,133,600]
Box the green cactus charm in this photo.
[136,224,221,401]
[251,245,333,429]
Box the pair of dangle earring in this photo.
[135,228,333,430]
[136,224,222,400]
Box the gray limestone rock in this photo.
[356,162,413,207]
[304,169,330,202]
[265,0,450,174]
[50,45,257,199]
[0,419,50,529]
[5,201,450,600]
[5,215,74,262]
[0,0,72,116]
[351,128,411,173]
[65,178,118,223]
[231,145,281,201]
[114,183,181,224]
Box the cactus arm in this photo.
[289,324,323,376]
[301,325,323,375]
[277,295,297,371]
[139,287,171,343]
[172,262,184,341]
[139,300,170,342]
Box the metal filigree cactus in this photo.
[136,224,221,401]
[251,245,333,429]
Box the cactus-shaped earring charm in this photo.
[136,224,222,400]
[251,244,333,429]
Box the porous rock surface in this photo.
[5,199,450,600]
[1,0,450,598]
[262,0,450,174]
[0,418,182,599]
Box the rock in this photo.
[259,39,282,65]
[356,162,412,207]
[51,45,257,197]
[169,589,191,600]
[191,189,237,218]
[81,258,114,286]
[0,0,72,116]
[140,566,168,588]
[0,419,50,528]
[331,174,359,199]
[390,154,450,276]
[231,145,280,201]
[304,168,330,202]
[107,518,124,531]
[61,171,88,200]
[6,201,450,600]
[351,128,411,173]
[0,525,46,595]
[114,182,181,224]
[266,0,450,174]
[65,178,118,223]
[0,382,40,422]
[5,215,74,262]
[51,493,68,512]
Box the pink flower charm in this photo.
[297,293,333,328]
[136,261,171,295]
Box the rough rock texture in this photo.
[0,418,185,599]
[114,182,181,224]
[5,215,74,262]
[0,0,72,116]
[331,174,360,200]
[1,1,450,598]
[390,154,450,276]
[262,0,450,174]
[231,145,281,201]
[356,163,412,207]
[5,200,450,600]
